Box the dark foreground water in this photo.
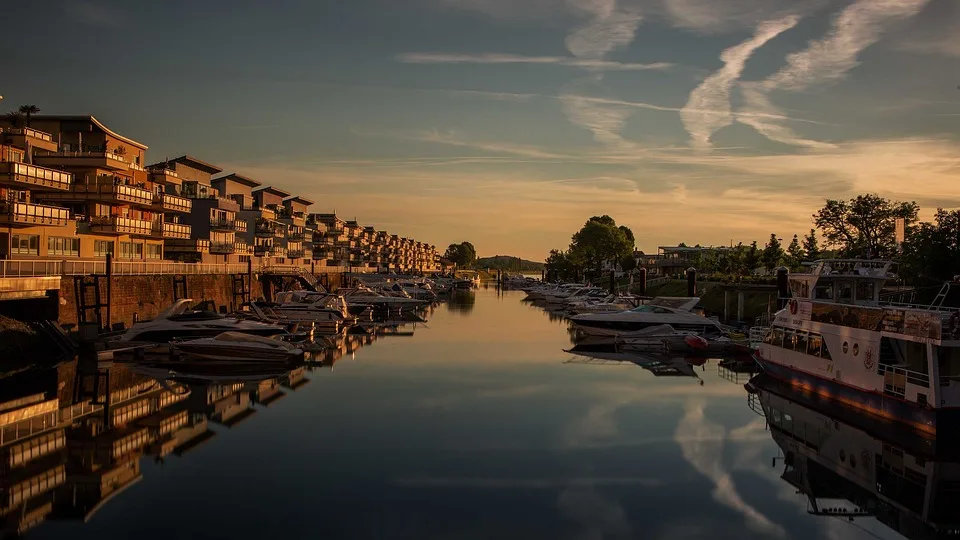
[5,288,912,539]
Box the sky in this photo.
[3,0,959,259]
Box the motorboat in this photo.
[543,286,604,306]
[244,302,343,334]
[117,299,286,344]
[339,285,425,310]
[754,259,960,434]
[570,297,725,337]
[389,281,438,302]
[172,332,304,363]
[525,283,585,301]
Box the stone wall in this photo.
[58,273,265,328]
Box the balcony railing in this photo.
[288,231,305,242]
[88,216,153,236]
[287,250,305,259]
[270,247,287,258]
[0,202,70,227]
[234,242,251,255]
[234,219,248,233]
[154,193,192,213]
[156,222,191,239]
[165,239,209,253]
[210,218,238,231]
[0,162,73,191]
[210,242,236,254]
[2,127,54,143]
[35,150,130,169]
[45,182,154,207]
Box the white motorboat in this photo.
[389,281,439,302]
[339,286,425,310]
[570,297,725,337]
[173,332,304,363]
[118,299,286,344]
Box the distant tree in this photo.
[17,105,40,127]
[900,209,960,284]
[618,225,635,245]
[813,194,918,258]
[443,241,477,268]
[4,111,24,128]
[620,253,637,274]
[745,241,761,274]
[568,216,634,278]
[802,229,820,261]
[545,249,579,281]
[785,234,805,270]
[761,234,784,271]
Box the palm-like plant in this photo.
[18,105,40,127]
[4,111,25,128]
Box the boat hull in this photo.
[755,357,960,434]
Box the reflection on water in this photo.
[0,288,948,539]
[446,290,476,315]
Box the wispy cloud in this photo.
[662,0,826,34]
[681,16,800,150]
[738,0,932,147]
[565,0,643,59]
[397,52,670,71]
[675,398,787,537]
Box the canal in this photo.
[14,288,903,539]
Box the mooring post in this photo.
[686,267,696,297]
[724,290,730,322]
[105,252,112,332]
[609,270,616,295]
[247,258,253,303]
[776,266,789,310]
[637,267,647,296]
[737,291,745,322]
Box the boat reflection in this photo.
[563,342,710,382]
[748,373,960,540]
[0,314,420,537]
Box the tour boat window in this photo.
[937,346,960,384]
[820,337,832,360]
[795,332,808,354]
[772,328,785,347]
[808,335,823,357]
[856,281,875,302]
[838,282,853,302]
[814,283,833,300]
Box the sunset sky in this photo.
[4,0,959,259]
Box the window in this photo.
[856,281,875,302]
[795,332,808,354]
[838,281,853,302]
[11,234,39,255]
[47,237,80,257]
[94,204,112,217]
[146,244,163,260]
[119,242,144,259]
[94,240,114,257]
[814,283,834,300]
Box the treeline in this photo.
[545,194,960,286]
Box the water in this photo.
[3,288,914,539]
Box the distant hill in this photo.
[475,255,544,271]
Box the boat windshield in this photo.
[629,305,675,314]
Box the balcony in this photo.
[155,222,191,239]
[43,182,154,207]
[254,245,271,256]
[87,216,153,236]
[0,202,70,227]
[165,239,209,253]
[210,218,239,231]
[210,241,236,255]
[234,241,251,255]
[276,210,306,227]
[270,246,287,258]
[287,249,305,259]
[234,219,248,233]
[254,219,285,238]
[288,231,305,242]
[184,191,241,212]
[1,127,60,152]
[313,249,332,260]
[34,150,132,171]
[154,193,192,213]
[0,162,73,191]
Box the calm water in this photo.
[6,288,914,539]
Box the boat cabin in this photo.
[788,259,895,306]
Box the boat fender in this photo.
[684,334,708,350]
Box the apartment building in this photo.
[0,127,75,261]
[278,196,312,266]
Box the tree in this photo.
[802,229,820,261]
[785,234,805,270]
[444,241,477,268]
[545,249,580,281]
[744,241,761,274]
[761,234,784,271]
[4,111,24,128]
[17,105,40,127]
[568,216,634,278]
[900,209,960,284]
[813,194,919,258]
[620,253,637,274]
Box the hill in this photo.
[475,255,544,272]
